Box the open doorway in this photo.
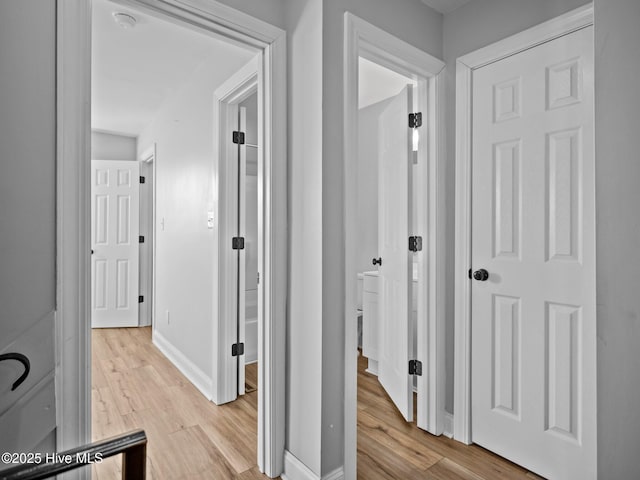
[354,54,426,476]
[355,53,430,477]
[343,14,447,479]
[87,0,284,477]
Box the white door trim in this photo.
[453,3,594,444]
[56,1,287,477]
[139,144,156,328]
[343,12,446,479]
[56,1,92,465]
[212,57,258,406]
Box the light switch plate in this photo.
[207,211,214,229]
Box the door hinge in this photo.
[257,272,260,284]
[138,295,144,303]
[140,176,146,184]
[139,235,145,243]
[409,112,422,129]
[231,343,245,357]
[409,236,422,252]
[409,359,422,376]
[232,131,245,145]
[232,237,245,250]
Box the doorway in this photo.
[57,0,287,476]
[343,13,446,479]
[356,57,418,416]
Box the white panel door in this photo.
[91,160,140,328]
[377,85,414,422]
[471,27,595,479]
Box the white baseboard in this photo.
[322,466,345,480]
[282,451,319,480]
[443,411,454,438]
[365,358,378,376]
[152,330,213,400]
[281,451,344,480]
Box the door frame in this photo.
[212,57,258,404]
[343,12,446,479]
[139,144,156,328]
[453,4,594,444]
[56,0,287,477]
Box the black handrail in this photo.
[0,353,30,391]
[0,430,147,480]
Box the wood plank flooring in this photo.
[91,327,262,480]
[92,327,541,479]
[356,352,543,480]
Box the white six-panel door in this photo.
[377,85,414,422]
[470,26,595,479]
[91,160,140,328]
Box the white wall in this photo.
[0,0,57,451]
[594,1,640,477]
[91,130,137,160]
[137,50,253,383]
[441,0,592,414]
[320,0,443,475]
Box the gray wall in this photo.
[0,0,57,450]
[214,0,285,30]
[0,0,56,354]
[441,0,592,413]
[91,131,137,160]
[321,0,443,474]
[285,0,324,473]
[594,0,640,477]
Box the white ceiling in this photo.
[359,57,415,109]
[91,0,254,136]
[420,0,474,14]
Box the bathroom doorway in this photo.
[343,13,447,478]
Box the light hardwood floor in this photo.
[91,327,264,479]
[92,327,541,479]
[356,352,543,480]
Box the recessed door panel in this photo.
[117,195,131,245]
[547,128,581,263]
[493,140,521,259]
[94,259,108,310]
[492,295,520,418]
[545,302,580,441]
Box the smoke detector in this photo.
[112,12,137,29]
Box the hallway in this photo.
[91,327,264,479]
[91,327,540,479]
